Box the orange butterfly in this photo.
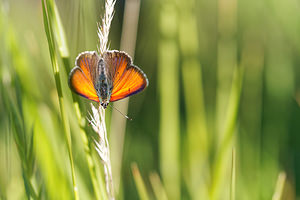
[68,50,148,108]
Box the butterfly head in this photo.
[100,100,109,109]
[96,82,110,109]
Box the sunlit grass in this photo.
[43,0,105,199]
[41,0,78,199]
[1,0,299,199]
[131,163,150,200]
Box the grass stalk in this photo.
[2,80,38,200]
[230,148,236,200]
[178,0,209,198]
[34,116,72,199]
[149,172,168,200]
[48,1,103,199]
[131,163,150,200]
[41,0,79,199]
[110,0,141,195]
[158,1,180,199]
[92,0,117,199]
[238,38,264,199]
[215,4,238,198]
[216,0,237,137]
[97,0,116,55]
[210,65,243,199]
[90,105,113,199]
[272,172,286,200]
[1,13,38,199]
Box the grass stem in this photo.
[230,148,236,200]
[131,163,150,200]
[272,172,286,200]
[41,0,79,199]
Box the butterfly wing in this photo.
[109,65,148,102]
[103,50,148,102]
[68,51,100,102]
[75,51,99,84]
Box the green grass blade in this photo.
[34,117,72,200]
[149,172,168,200]
[110,0,141,196]
[178,0,209,197]
[213,0,238,197]
[45,1,103,199]
[0,12,39,197]
[41,0,79,199]
[230,148,236,200]
[52,2,69,58]
[22,171,38,200]
[158,2,180,199]
[3,79,38,199]
[272,172,286,200]
[210,65,244,199]
[131,163,150,200]
[27,125,35,177]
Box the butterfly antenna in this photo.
[108,104,133,121]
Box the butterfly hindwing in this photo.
[68,52,99,102]
[104,51,148,102]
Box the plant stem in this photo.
[110,0,141,195]
[41,0,79,199]
[92,105,114,200]
[99,107,114,200]
[230,148,236,200]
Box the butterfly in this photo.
[68,50,148,108]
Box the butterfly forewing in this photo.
[69,51,100,102]
[110,65,148,102]
[75,51,100,85]
[104,51,148,102]
[103,51,129,88]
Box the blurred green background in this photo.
[1,0,300,199]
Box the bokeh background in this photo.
[1,0,300,199]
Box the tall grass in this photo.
[47,1,110,198]
[110,0,141,198]
[131,163,150,200]
[158,1,180,199]
[1,0,300,199]
[2,74,38,199]
[41,0,78,199]
[179,0,209,198]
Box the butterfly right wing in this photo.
[103,50,148,102]
[68,51,100,102]
[103,50,131,88]
[109,65,148,102]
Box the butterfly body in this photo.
[94,58,111,108]
[69,50,148,108]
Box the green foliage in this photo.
[0,0,299,199]
[131,163,150,200]
[41,0,79,199]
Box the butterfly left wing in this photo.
[75,51,99,85]
[69,67,99,101]
[68,51,100,102]
[103,51,148,102]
